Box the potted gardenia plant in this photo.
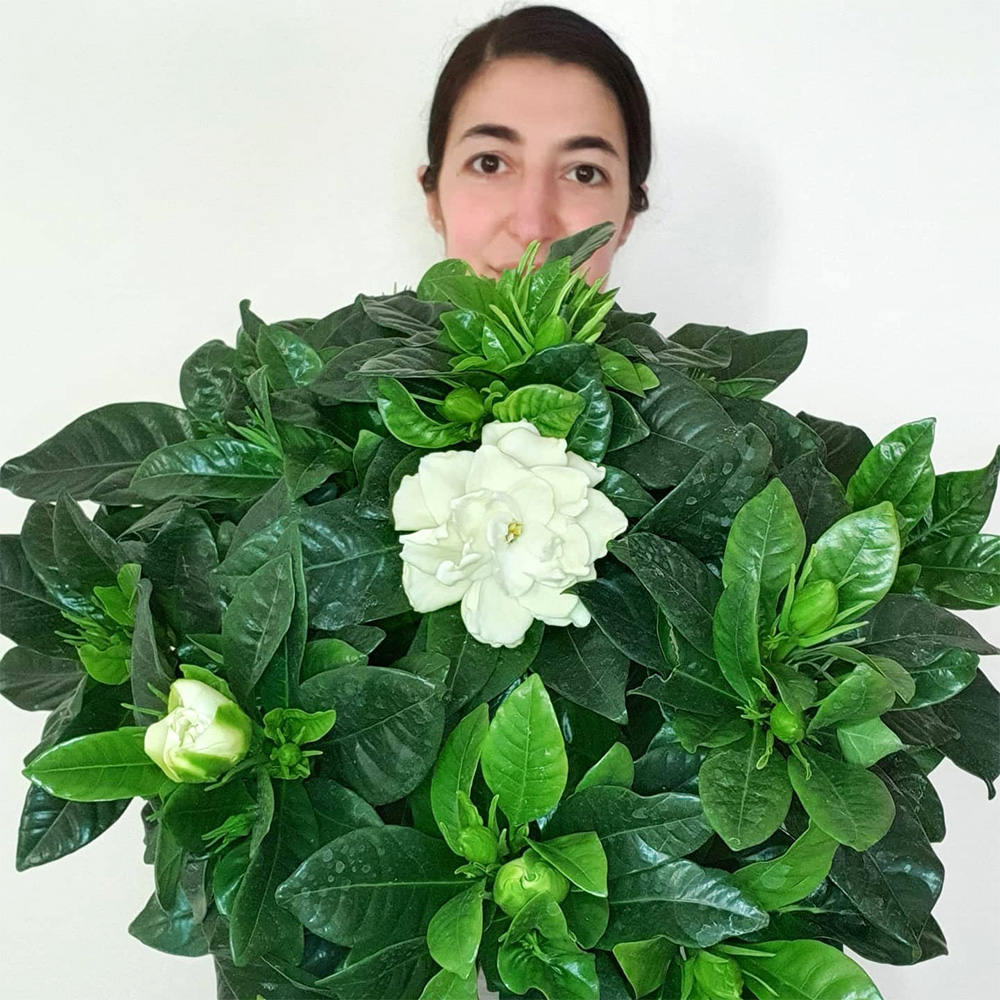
[1,221,997,999]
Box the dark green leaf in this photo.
[533,623,629,723]
[907,533,1000,609]
[230,780,316,967]
[15,783,128,871]
[300,497,410,629]
[223,552,295,703]
[603,858,768,949]
[635,425,772,559]
[301,664,444,805]
[614,365,736,489]
[610,533,720,658]
[543,785,713,879]
[796,412,874,488]
[1,402,194,502]
[276,825,467,947]
[0,646,82,711]
[131,437,283,500]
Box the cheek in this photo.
[581,244,616,284]
[439,189,497,268]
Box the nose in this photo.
[505,169,561,256]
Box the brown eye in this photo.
[572,164,607,185]
[470,154,504,175]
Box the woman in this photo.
[416,4,652,287]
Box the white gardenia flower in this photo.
[144,678,253,783]
[391,420,629,648]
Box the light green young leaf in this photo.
[481,674,567,826]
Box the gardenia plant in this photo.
[0,222,997,1000]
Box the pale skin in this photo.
[417,54,647,288]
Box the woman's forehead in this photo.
[447,57,625,148]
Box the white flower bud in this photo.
[144,678,252,784]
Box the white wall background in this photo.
[1,1,997,998]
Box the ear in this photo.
[418,165,444,235]
[618,183,647,247]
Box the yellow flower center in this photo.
[505,520,523,543]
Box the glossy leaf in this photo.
[16,783,128,871]
[722,478,805,616]
[301,664,444,805]
[481,674,567,826]
[735,939,882,1000]
[803,502,900,615]
[712,576,765,704]
[808,664,896,733]
[603,857,768,949]
[837,717,904,767]
[528,832,608,896]
[911,444,1000,544]
[571,561,664,671]
[698,729,792,850]
[1,402,194,502]
[493,384,586,438]
[0,646,82,712]
[610,532,720,658]
[427,881,484,976]
[846,418,935,535]
[276,826,467,947]
[575,742,634,794]
[223,551,295,702]
[229,779,317,967]
[635,425,772,558]
[533,623,629,723]
[23,727,170,802]
[131,437,283,500]
[498,895,598,1000]
[731,821,840,911]
[907,533,1000,609]
[787,744,895,850]
[431,703,490,853]
[543,785,713,879]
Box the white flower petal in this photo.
[461,577,535,648]
[506,474,556,526]
[533,466,590,515]
[496,425,568,468]
[577,490,630,559]
[414,450,475,523]
[567,451,605,487]
[402,561,469,612]
[391,472,437,530]
[516,584,592,628]
[467,445,533,493]
[481,419,537,447]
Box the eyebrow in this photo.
[457,123,621,160]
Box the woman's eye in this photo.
[468,154,607,186]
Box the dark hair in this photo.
[421,4,651,217]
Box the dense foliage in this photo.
[1,222,998,999]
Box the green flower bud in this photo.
[787,579,839,637]
[493,850,569,916]
[144,678,252,783]
[439,387,485,423]
[769,702,806,744]
[534,314,568,350]
[457,824,500,866]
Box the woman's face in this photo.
[418,55,644,287]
